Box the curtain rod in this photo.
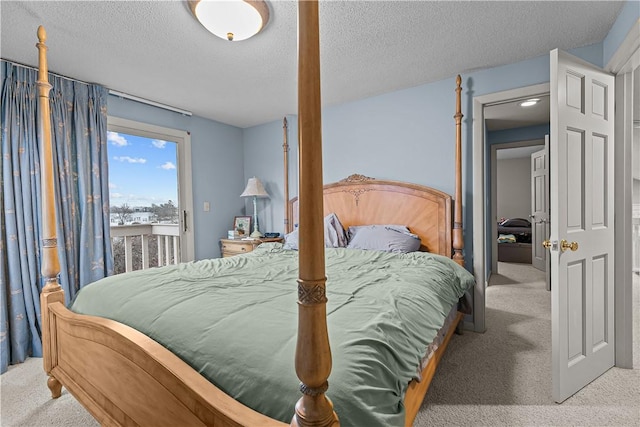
[108,90,192,117]
[2,58,192,117]
[2,58,93,86]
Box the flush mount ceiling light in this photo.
[520,98,540,107]
[188,0,270,42]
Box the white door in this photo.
[549,49,615,403]
[108,117,195,265]
[531,139,549,271]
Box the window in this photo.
[107,117,194,273]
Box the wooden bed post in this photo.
[292,1,339,426]
[36,25,65,399]
[452,75,465,267]
[283,116,290,233]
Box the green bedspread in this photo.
[71,243,474,426]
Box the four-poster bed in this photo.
[37,2,470,426]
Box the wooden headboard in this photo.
[288,174,453,257]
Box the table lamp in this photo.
[240,177,269,238]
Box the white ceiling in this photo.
[485,95,551,131]
[0,1,624,129]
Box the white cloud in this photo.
[110,192,123,199]
[152,139,167,149]
[109,182,117,189]
[113,156,147,164]
[107,132,128,147]
[160,162,176,170]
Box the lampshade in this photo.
[240,177,269,198]
[188,0,270,42]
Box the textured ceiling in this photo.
[0,1,624,128]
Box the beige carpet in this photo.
[415,262,640,426]
[0,357,99,427]
[1,263,638,426]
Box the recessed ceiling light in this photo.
[520,98,540,107]
[188,0,270,42]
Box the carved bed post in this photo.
[36,25,65,398]
[452,75,465,267]
[292,1,339,426]
[283,117,290,233]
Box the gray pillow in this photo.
[347,224,410,240]
[283,213,348,250]
[346,225,421,253]
[324,213,348,248]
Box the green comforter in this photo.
[71,243,475,426]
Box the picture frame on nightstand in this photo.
[233,216,251,237]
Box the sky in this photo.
[107,131,178,208]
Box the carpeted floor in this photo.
[416,262,640,426]
[2,262,638,426]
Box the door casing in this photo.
[607,19,639,369]
[107,116,195,263]
[530,142,549,272]
[472,83,549,333]
[472,41,636,366]
[490,139,545,276]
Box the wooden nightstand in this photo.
[220,237,283,258]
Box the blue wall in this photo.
[105,0,638,267]
[242,43,604,273]
[108,96,244,260]
[603,0,640,66]
[488,125,550,146]
[242,116,298,236]
[239,0,638,321]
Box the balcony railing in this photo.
[110,224,180,274]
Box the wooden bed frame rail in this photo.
[37,1,466,425]
[44,300,285,426]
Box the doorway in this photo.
[107,117,195,266]
[483,98,551,340]
[473,65,636,368]
[470,83,550,332]
[491,141,546,276]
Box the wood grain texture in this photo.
[293,1,338,426]
[43,293,462,427]
[289,176,453,257]
[36,24,65,399]
[452,75,465,267]
[220,237,283,257]
[47,303,285,427]
[404,312,464,426]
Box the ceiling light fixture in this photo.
[188,0,270,42]
[520,98,540,107]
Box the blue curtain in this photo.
[0,61,114,374]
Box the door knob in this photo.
[542,239,552,249]
[560,239,578,252]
